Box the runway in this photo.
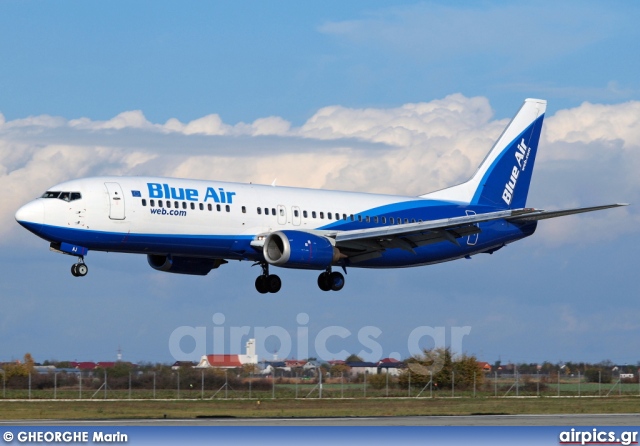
[2,414,639,426]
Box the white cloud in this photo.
[69,110,154,130]
[2,95,638,245]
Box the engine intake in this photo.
[263,230,341,270]
[147,254,226,276]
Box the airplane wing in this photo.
[504,203,628,221]
[330,203,628,263]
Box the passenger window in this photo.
[303,211,308,218]
[208,203,212,211]
[350,214,354,221]
[182,202,187,209]
[327,212,332,220]
[411,218,416,223]
[217,204,221,212]
[390,217,394,224]
[280,208,284,216]
[142,199,147,206]
[319,212,324,219]
[226,205,230,212]
[382,217,386,224]
[312,211,317,218]
[271,208,275,215]
[404,218,409,224]
[242,206,246,213]
[257,207,262,215]
[265,208,269,215]
[190,203,195,210]
[343,214,347,220]
[294,209,299,217]
[374,216,378,223]
[150,199,155,207]
[358,215,362,222]
[199,203,204,210]
[365,216,370,223]
[175,201,179,208]
[166,201,171,209]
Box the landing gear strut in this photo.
[254,263,281,294]
[317,268,345,292]
[71,257,88,277]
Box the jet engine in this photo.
[263,230,341,270]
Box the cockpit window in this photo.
[41,191,82,201]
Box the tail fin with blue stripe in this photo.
[422,98,546,209]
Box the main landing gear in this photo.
[254,263,281,294]
[317,268,345,292]
[253,264,346,294]
[70,257,88,277]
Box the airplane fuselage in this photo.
[17,176,536,269]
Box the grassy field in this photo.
[1,397,640,420]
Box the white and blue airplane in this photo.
[15,99,626,293]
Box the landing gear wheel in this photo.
[266,274,281,293]
[71,264,79,277]
[255,275,269,294]
[75,263,88,277]
[317,272,331,292]
[329,271,345,291]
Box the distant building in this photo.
[196,339,258,369]
[477,362,492,372]
[171,361,197,370]
[377,358,405,376]
[346,362,378,377]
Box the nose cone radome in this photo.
[15,200,44,233]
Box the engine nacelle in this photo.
[147,254,226,276]
[263,230,341,270]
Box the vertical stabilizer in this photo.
[422,98,546,209]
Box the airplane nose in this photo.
[15,200,44,233]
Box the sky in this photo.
[1,1,639,367]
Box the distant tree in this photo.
[3,362,28,379]
[584,368,612,383]
[330,363,351,377]
[107,362,134,379]
[242,363,259,375]
[453,354,484,390]
[399,348,483,390]
[367,373,389,390]
[345,354,364,363]
[23,353,35,372]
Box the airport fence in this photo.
[1,369,640,400]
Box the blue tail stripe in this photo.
[470,114,544,208]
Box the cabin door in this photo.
[105,182,126,220]
[277,205,287,225]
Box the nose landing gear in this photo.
[71,258,88,277]
[317,268,345,292]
